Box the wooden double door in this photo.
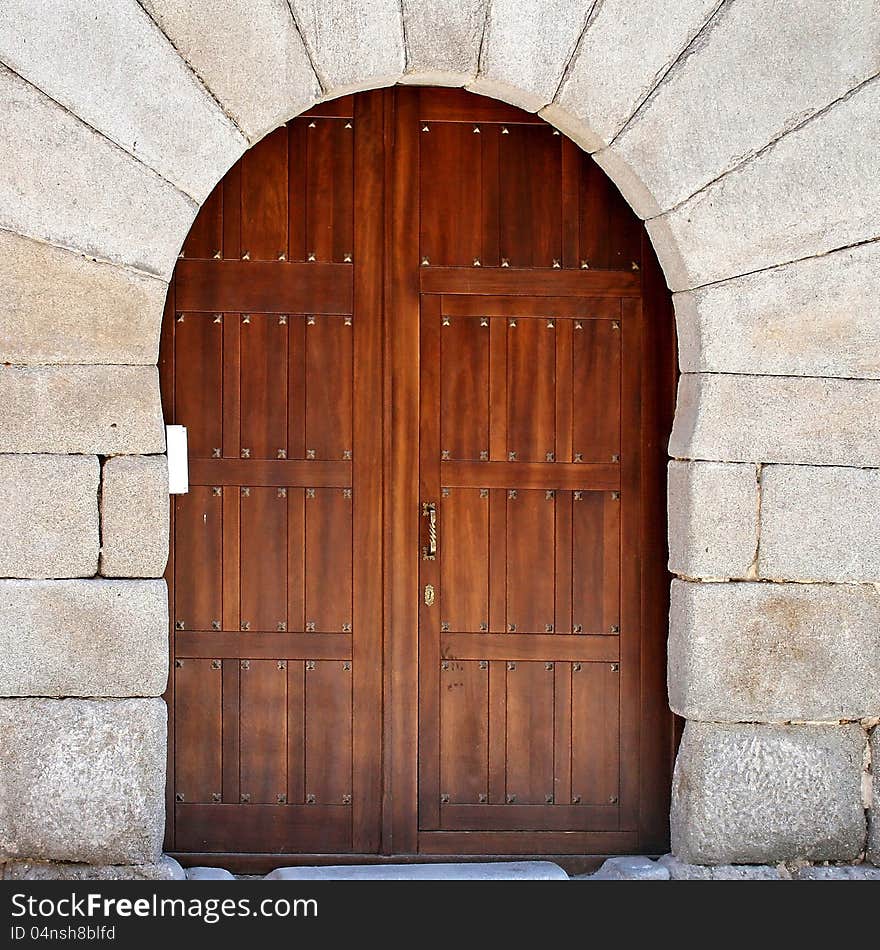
[161,88,675,870]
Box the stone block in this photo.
[140,0,320,141]
[186,866,236,880]
[0,455,99,579]
[669,580,880,721]
[869,728,879,866]
[544,0,720,152]
[795,864,880,880]
[599,0,878,216]
[671,722,866,865]
[0,66,196,280]
[469,0,589,113]
[667,461,757,579]
[589,856,669,881]
[759,465,880,582]
[658,854,790,880]
[0,580,168,698]
[0,698,167,864]
[100,457,169,578]
[0,0,246,202]
[674,241,880,379]
[0,366,165,455]
[647,78,880,291]
[668,374,880,466]
[0,230,165,366]
[290,0,404,96]
[400,0,487,86]
[3,856,184,881]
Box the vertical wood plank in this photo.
[183,182,223,259]
[239,487,288,632]
[505,661,554,804]
[507,318,556,462]
[555,317,573,462]
[555,490,573,635]
[287,120,308,262]
[305,487,353,632]
[553,661,572,805]
[572,316,621,463]
[221,487,240,633]
[221,313,241,459]
[561,138,581,269]
[222,160,241,260]
[287,313,306,459]
[305,660,352,804]
[506,489,555,634]
[352,89,385,853]
[307,118,355,262]
[174,487,222,630]
[440,660,489,804]
[480,124,500,266]
[287,660,305,805]
[305,315,353,459]
[572,491,617,635]
[439,488,489,632]
[175,314,223,458]
[174,658,222,802]
[571,662,620,806]
[221,660,240,804]
[240,128,289,261]
[488,317,507,461]
[488,488,507,633]
[240,314,288,459]
[487,659,507,804]
[286,488,305,633]
[439,315,490,460]
[239,659,288,803]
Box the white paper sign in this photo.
[166,425,189,494]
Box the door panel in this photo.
[163,86,673,865]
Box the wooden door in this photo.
[162,88,674,869]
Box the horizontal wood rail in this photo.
[440,633,619,661]
[420,266,640,296]
[175,631,352,659]
[440,460,620,491]
[189,458,351,487]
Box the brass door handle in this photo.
[422,501,437,560]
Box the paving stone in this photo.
[0,455,99,579]
[589,856,670,881]
[3,855,184,881]
[674,240,880,378]
[759,465,880,583]
[100,456,170,578]
[0,65,196,279]
[869,728,879,866]
[671,721,866,865]
[0,698,167,865]
[794,864,880,880]
[669,579,880,722]
[0,579,168,698]
[544,0,720,152]
[140,0,320,140]
[669,374,880,466]
[265,861,568,880]
[658,854,790,880]
[0,366,165,455]
[186,865,236,880]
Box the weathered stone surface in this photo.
[469,0,589,113]
[669,580,880,722]
[671,722,866,865]
[658,854,790,880]
[290,0,405,96]
[0,456,99,579]
[0,0,245,202]
[589,856,669,881]
[0,699,166,864]
[0,65,196,279]
[100,457,170,578]
[667,461,757,579]
[4,856,184,881]
[401,0,487,86]
[599,0,879,216]
[648,77,880,291]
[674,240,880,378]
[759,465,880,583]
[869,728,879,865]
[544,0,721,152]
[0,580,168,698]
[266,861,568,880]
[186,865,236,880]
[795,864,880,880]
[0,366,165,455]
[140,0,320,141]
[0,230,166,366]
[669,374,880,466]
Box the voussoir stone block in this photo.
[600,0,879,216]
[290,0,405,96]
[0,0,246,203]
[140,0,320,141]
[0,698,167,865]
[0,455,99,579]
[674,241,880,378]
[0,65,196,280]
[669,374,880,466]
[469,0,590,113]
[3,856,184,881]
[0,230,166,365]
[100,457,170,578]
[669,579,880,722]
[869,728,879,866]
[544,0,720,152]
[759,465,880,583]
[667,461,757,579]
[0,580,168,698]
[648,77,880,291]
[401,0,488,86]
[671,722,866,865]
[0,366,165,455]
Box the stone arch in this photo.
[0,1,878,876]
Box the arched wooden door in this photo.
[161,88,675,871]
